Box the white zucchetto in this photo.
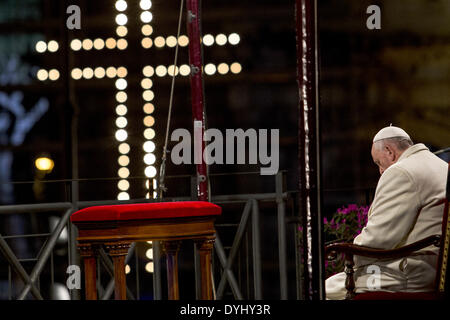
[373,125,411,143]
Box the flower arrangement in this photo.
[298,204,369,277]
[324,204,369,243]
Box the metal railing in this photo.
[0,171,304,300]
[9,157,442,300]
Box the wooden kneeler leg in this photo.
[162,241,181,300]
[196,238,215,300]
[78,243,98,300]
[105,242,131,300]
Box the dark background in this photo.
[0,0,449,299]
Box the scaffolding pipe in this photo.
[295,0,325,300]
[186,0,208,201]
[251,199,262,299]
[276,172,288,299]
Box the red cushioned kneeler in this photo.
[70,201,221,300]
[70,201,222,222]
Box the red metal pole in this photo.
[186,0,208,201]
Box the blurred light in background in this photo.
[140,11,153,23]
[154,36,165,48]
[142,65,154,77]
[217,63,229,75]
[155,65,167,77]
[115,129,128,142]
[143,128,155,140]
[146,248,153,259]
[106,66,117,78]
[142,90,154,101]
[116,104,127,115]
[115,78,127,90]
[204,63,216,75]
[118,179,130,191]
[144,153,156,165]
[118,143,130,154]
[115,2,130,201]
[115,0,127,11]
[117,192,130,200]
[178,35,189,47]
[144,166,157,178]
[82,67,94,79]
[167,65,179,76]
[143,116,155,127]
[115,116,127,128]
[145,262,154,273]
[143,103,154,114]
[141,37,153,48]
[105,37,117,49]
[116,26,128,37]
[118,167,130,178]
[118,155,130,166]
[70,39,81,51]
[166,36,177,48]
[35,40,47,53]
[36,69,48,81]
[228,33,240,45]
[82,39,93,50]
[47,40,59,52]
[141,78,153,89]
[48,69,60,81]
[179,64,191,76]
[203,34,214,46]
[141,24,153,36]
[140,1,157,200]
[117,38,128,50]
[230,62,242,74]
[215,33,227,46]
[94,67,106,79]
[71,68,82,80]
[33,0,243,206]
[35,156,54,172]
[140,0,152,10]
[93,38,105,50]
[117,66,127,77]
[116,13,128,25]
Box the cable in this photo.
[158,0,185,200]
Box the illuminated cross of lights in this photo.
[34,0,242,201]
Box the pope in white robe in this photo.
[326,126,448,299]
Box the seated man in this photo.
[326,126,447,300]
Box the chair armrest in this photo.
[324,234,441,300]
[325,234,441,260]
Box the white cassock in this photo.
[326,143,447,300]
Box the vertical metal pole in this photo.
[186,0,208,201]
[8,265,12,300]
[135,245,140,300]
[295,0,325,300]
[251,199,262,299]
[191,174,202,299]
[61,0,80,300]
[194,243,201,299]
[276,172,288,299]
[292,209,304,300]
[152,241,162,299]
[50,251,54,286]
